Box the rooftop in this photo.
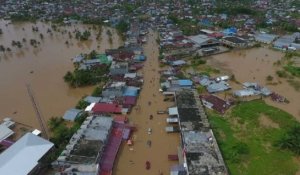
[0,133,53,175]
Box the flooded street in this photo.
[114,31,180,175]
[0,20,121,130]
[208,47,300,119]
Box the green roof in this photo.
[96,54,111,65]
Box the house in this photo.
[254,33,277,44]
[63,108,83,121]
[0,125,14,142]
[170,60,186,66]
[233,89,257,97]
[222,27,237,36]
[123,86,139,97]
[207,81,230,93]
[72,54,84,63]
[133,54,146,62]
[83,96,101,104]
[189,34,219,48]
[123,96,137,107]
[110,61,128,75]
[273,33,300,50]
[168,107,179,117]
[86,103,122,114]
[200,95,232,114]
[102,82,126,98]
[0,133,53,175]
[221,36,248,48]
[170,79,193,89]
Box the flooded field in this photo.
[208,47,300,120]
[114,31,180,175]
[0,20,121,131]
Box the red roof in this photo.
[92,103,122,114]
[200,95,231,114]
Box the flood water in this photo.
[114,31,180,175]
[208,47,300,120]
[0,20,121,130]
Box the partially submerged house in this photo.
[189,34,219,48]
[200,95,232,114]
[0,133,54,175]
[221,36,249,48]
[207,81,230,93]
[63,108,83,121]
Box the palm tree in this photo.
[48,117,63,131]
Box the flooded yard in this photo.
[114,31,180,175]
[208,47,300,120]
[0,20,121,130]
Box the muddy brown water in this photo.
[208,47,300,120]
[114,31,180,175]
[0,20,121,131]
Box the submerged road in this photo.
[113,31,180,175]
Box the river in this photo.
[0,20,121,132]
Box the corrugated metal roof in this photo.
[0,133,53,175]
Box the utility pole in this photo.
[26,84,49,139]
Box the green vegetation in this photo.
[10,13,37,22]
[266,75,274,81]
[75,30,91,40]
[75,98,89,110]
[196,85,206,94]
[91,86,103,97]
[284,65,300,77]
[44,113,88,164]
[191,54,206,67]
[63,65,109,87]
[209,100,299,175]
[276,70,288,78]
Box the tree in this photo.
[48,117,64,131]
[81,30,91,40]
[92,86,103,97]
[0,45,5,53]
[63,71,74,83]
[76,99,89,110]
[88,50,97,59]
[266,75,273,81]
[116,20,129,34]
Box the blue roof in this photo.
[223,27,237,35]
[178,79,193,86]
[123,87,138,96]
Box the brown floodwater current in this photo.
[0,20,121,131]
[114,31,180,175]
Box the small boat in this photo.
[146,161,151,170]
